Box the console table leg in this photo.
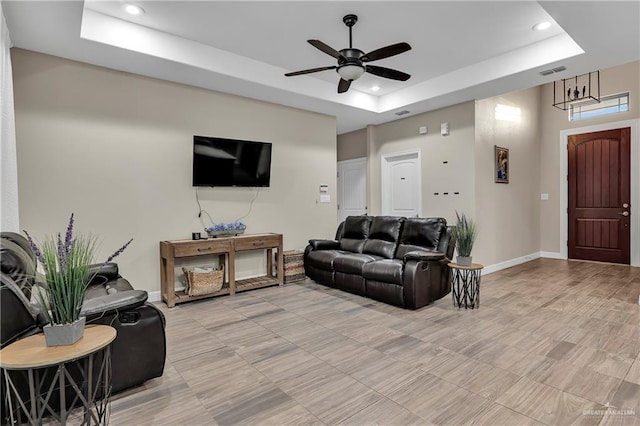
[266,248,273,278]
[165,257,176,307]
[277,244,284,285]
[229,249,236,295]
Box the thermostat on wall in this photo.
[319,184,328,193]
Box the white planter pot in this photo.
[43,316,86,346]
[456,256,472,266]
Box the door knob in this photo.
[623,203,629,208]
[618,211,629,216]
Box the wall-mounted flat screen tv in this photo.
[193,136,272,187]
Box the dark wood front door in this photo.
[568,128,631,264]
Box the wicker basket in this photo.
[182,266,224,296]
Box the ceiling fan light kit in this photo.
[337,64,365,81]
[284,14,412,93]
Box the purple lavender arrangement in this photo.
[205,221,246,236]
[24,213,133,325]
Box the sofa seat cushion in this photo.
[306,250,345,271]
[362,259,404,285]
[333,253,382,274]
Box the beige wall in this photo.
[349,60,639,268]
[12,49,337,294]
[474,87,542,266]
[354,90,543,267]
[539,60,640,254]
[366,102,476,223]
[337,128,367,161]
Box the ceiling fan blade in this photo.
[361,42,411,62]
[308,39,344,59]
[338,78,351,93]
[366,65,411,81]
[285,66,337,77]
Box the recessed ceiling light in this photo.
[124,4,145,16]
[532,21,551,31]
[371,85,380,92]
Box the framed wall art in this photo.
[495,145,509,183]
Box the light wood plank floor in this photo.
[111,259,640,425]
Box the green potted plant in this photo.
[24,214,132,346]
[452,211,478,266]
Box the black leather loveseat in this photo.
[304,215,456,309]
[0,232,166,418]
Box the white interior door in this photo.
[337,158,367,223]
[382,150,422,217]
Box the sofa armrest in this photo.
[88,262,120,283]
[308,239,340,250]
[402,251,452,309]
[403,250,446,263]
[81,290,148,318]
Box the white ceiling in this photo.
[3,1,640,134]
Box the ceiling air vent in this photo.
[540,65,567,76]
[395,110,411,116]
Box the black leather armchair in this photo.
[0,232,166,394]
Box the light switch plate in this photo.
[441,122,449,136]
[541,193,549,200]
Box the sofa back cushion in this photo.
[363,216,405,259]
[339,216,372,253]
[395,217,447,258]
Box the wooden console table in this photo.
[160,233,283,307]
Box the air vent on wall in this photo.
[395,110,411,116]
[540,65,567,76]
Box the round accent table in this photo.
[448,262,484,309]
[0,324,116,425]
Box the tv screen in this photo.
[193,136,272,187]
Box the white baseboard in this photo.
[540,251,565,259]
[483,252,541,275]
[147,290,161,303]
[483,251,567,275]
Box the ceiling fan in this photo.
[285,14,412,93]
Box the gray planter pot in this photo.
[43,316,86,346]
[456,256,473,266]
